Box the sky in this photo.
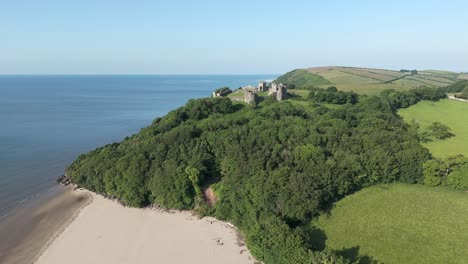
[1,0,467,74]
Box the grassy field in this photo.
[287,89,310,98]
[311,184,468,264]
[275,69,331,87]
[284,66,462,95]
[458,73,468,80]
[318,82,412,95]
[399,99,468,158]
[227,89,244,99]
[253,66,464,95]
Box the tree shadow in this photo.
[300,225,380,263]
[232,103,245,112]
[336,246,380,264]
[286,92,305,100]
[307,227,327,251]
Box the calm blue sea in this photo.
[0,75,277,219]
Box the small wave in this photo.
[0,211,12,220]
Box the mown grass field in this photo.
[311,184,468,264]
[399,99,468,158]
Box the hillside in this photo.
[275,66,463,95]
[64,71,468,264]
[312,184,468,264]
[274,69,332,87]
[65,95,430,264]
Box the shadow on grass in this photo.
[306,227,327,251]
[303,226,380,263]
[232,103,246,112]
[286,92,304,100]
[336,246,380,264]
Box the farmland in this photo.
[399,99,468,158]
[311,184,468,264]
[276,66,462,95]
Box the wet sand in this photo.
[0,186,91,264]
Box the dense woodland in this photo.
[67,81,468,264]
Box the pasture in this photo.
[399,99,468,158]
[311,184,468,264]
[301,66,458,95]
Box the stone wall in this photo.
[257,82,268,92]
[269,83,287,101]
[276,86,287,101]
[244,90,258,105]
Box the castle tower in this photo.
[269,83,278,96]
[258,82,267,92]
[244,90,258,105]
[276,85,287,101]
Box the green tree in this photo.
[427,122,454,140]
[458,87,468,99]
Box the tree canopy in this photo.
[67,93,432,263]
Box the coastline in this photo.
[0,186,91,264]
[34,190,257,264]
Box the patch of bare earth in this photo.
[204,187,217,207]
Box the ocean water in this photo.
[0,75,276,219]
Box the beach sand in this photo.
[0,187,91,264]
[35,192,257,264]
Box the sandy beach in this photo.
[35,191,256,264]
[0,187,91,264]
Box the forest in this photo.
[66,81,466,263]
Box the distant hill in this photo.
[274,69,332,87]
[275,66,464,94]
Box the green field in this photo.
[399,99,468,158]
[459,73,468,80]
[275,66,461,95]
[311,184,468,264]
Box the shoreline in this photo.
[0,185,91,264]
[33,190,257,264]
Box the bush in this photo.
[456,87,468,100]
[427,122,454,140]
[423,155,468,190]
[310,88,358,105]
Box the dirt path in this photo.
[448,95,468,102]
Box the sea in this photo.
[0,74,277,220]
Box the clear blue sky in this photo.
[1,0,467,74]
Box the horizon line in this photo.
[0,73,282,76]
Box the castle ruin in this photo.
[269,83,287,101]
[276,85,287,101]
[257,81,268,92]
[244,90,258,105]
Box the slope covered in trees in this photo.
[67,94,431,263]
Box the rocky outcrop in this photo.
[56,174,71,186]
